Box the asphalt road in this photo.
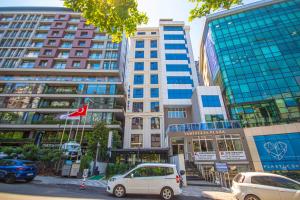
[0,181,208,200]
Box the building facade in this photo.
[199,0,300,176]
[0,7,127,147]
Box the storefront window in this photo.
[216,134,244,151]
[193,136,214,152]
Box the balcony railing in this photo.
[167,121,242,133]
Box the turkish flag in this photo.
[68,105,88,117]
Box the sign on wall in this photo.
[215,162,228,172]
[219,151,246,160]
[194,152,217,161]
[254,132,300,171]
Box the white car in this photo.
[231,172,300,200]
[106,163,183,200]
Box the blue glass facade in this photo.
[201,95,221,107]
[206,0,300,127]
[133,88,144,98]
[168,89,193,99]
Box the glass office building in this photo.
[0,7,127,147]
[200,0,300,127]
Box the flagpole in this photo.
[59,112,69,150]
[79,100,91,145]
[68,120,74,142]
[74,117,81,142]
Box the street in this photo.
[0,182,210,200]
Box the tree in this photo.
[64,0,148,42]
[188,0,242,21]
[86,122,121,162]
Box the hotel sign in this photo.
[185,130,225,136]
[194,152,217,161]
[219,151,246,160]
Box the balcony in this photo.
[167,121,242,133]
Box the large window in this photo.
[133,88,143,98]
[131,134,143,148]
[150,74,158,84]
[205,114,224,122]
[134,62,144,71]
[150,50,157,58]
[151,117,160,129]
[163,26,183,31]
[135,40,144,48]
[151,102,159,112]
[168,89,192,99]
[251,176,300,190]
[132,102,143,112]
[202,95,221,107]
[151,40,157,48]
[134,75,144,85]
[150,62,158,70]
[151,134,161,147]
[165,44,186,49]
[166,64,191,72]
[167,108,187,118]
[135,51,144,58]
[167,76,192,84]
[216,134,244,151]
[150,88,159,98]
[193,136,214,152]
[165,53,188,60]
[164,34,184,40]
[131,117,143,129]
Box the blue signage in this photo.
[215,162,228,173]
[254,133,300,171]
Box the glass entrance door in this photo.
[171,138,185,155]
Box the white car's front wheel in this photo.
[113,185,126,198]
[160,187,174,200]
[245,194,261,200]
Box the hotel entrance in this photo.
[171,138,184,155]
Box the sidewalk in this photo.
[182,185,233,200]
[34,176,107,188]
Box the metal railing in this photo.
[167,120,241,133]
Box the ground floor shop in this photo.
[244,122,300,180]
[168,127,254,179]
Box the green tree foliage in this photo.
[86,122,121,162]
[64,0,148,42]
[188,0,242,21]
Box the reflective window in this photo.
[131,117,143,129]
[202,95,221,107]
[151,117,160,129]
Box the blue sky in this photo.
[0,0,258,59]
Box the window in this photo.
[92,42,103,49]
[216,134,244,152]
[78,41,86,46]
[165,53,188,60]
[193,137,214,152]
[151,40,157,48]
[167,76,192,84]
[151,102,159,112]
[167,108,187,118]
[134,75,144,85]
[68,25,77,30]
[251,176,300,190]
[43,49,52,56]
[151,117,160,129]
[64,33,74,39]
[150,62,158,70]
[61,42,71,48]
[38,60,48,67]
[58,51,69,58]
[80,31,88,37]
[151,32,156,35]
[202,95,221,107]
[168,89,192,99]
[151,134,161,147]
[75,50,83,56]
[134,62,144,71]
[53,61,66,69]
[165,44,186,49]
[150,74,158,84]
[52,31,59,36]
[132,102,143,112]
[151,88,159,98]
[135,51,144,58]
[131,117,143,129]
[166,64,190,72]
[150,50,157,58]
[72,61,81,68]
[48,40,56,46]
[205,114,224,122]
[88,62,100,69]
[163,26,183,31]
[133,88,143,98]
[135,40,144,48]
[164,34,185,40]
[137,32,145,35]
[131,134,143,148]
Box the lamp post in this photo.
[93,142,100,175]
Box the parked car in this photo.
[231,172,300,200]
[0,159,37,184]
[107,163,184,200]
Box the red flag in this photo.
[68,105,88,118]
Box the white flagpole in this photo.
[59,111,69,150]
[68,120,74,142]
[74,117,81,142]
[79,100,91,145]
